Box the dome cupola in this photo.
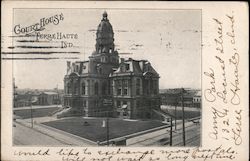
[95,11,115,54]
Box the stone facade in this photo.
[63,12,160,119]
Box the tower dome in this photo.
[95,11,114,54]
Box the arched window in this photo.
[99,68,102,74]
[82,82,86,95]
[83,100,86,107]
[74,85,78,95]
[94,82,99,95]
[136,78,140,95]
[107,81,111,95]
[102,82,106,95]
[67,82,72,94]
[123,80,128,95]
[116,80,122,95]
[73,79,78,95]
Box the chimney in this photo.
[139,61,144,71]
[67,61,71,73]
[72,63,76,72]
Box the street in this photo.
[172,121,200,146]
[13,122,67,146]
[130,120,200,146]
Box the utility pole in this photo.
[13,78,17,108]
[181,88,186,146]
[56,84,59,107]
[174,104,177,130]
[170,117,173,146]
[30,98,33,128]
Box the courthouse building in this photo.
[63,12,160,119]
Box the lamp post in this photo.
[106,116,109,146]
[174,104,177,130]
[103,111,110,146]
[181,88,186,146]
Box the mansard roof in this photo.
[111,58,159,78]
[65,12,159,80]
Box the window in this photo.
[125,64,130,71]
[154,80,158,94]
[87,80,90,94]
[72,79,79,95]
[123,89,128,95]
[95,100,98,107]
[150,79,153,94]
[94,82,99,95]
[116,80,122,95]
[82,82,86,95]
[136,100,140,107]
[136,79,140,95]
[117,88,122,95]
[83,100,86,107]
[117,100,121,108]
[67,83,72,94]
[107,81,111,95]
[102,82,106,95]
[123,80,128,95]
[145,80,150,95]
[74,85,78,95]
[122,101,128,116]
[123,80,128,87]
[121,66,125,72]
[101,57,106,63]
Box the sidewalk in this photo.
[15,118,97,146]
[14,122,66,146]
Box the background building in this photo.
[63,12,160,119]
[160,88,201,108]
[38,92,60,105]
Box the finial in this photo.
[102,11,108,19]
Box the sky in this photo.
[3,9,201,89]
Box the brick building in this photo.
[63,12,160,119]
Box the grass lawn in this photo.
[14,107,60,119]
[42,117,166,142]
